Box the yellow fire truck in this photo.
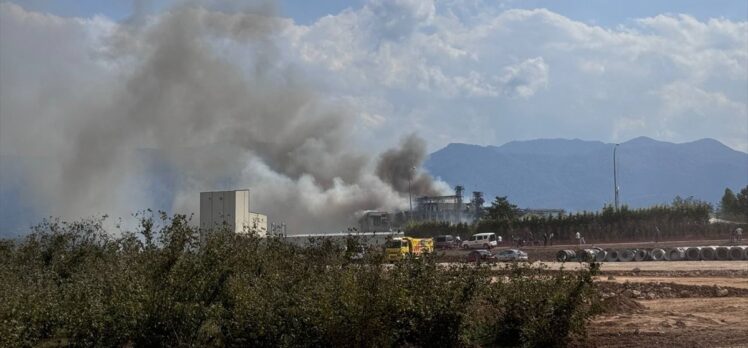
[385,237,434,261]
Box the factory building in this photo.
[249,212,268,236]
[200,189,267,237]
[358,186,485,232]
[410,187,483,225]
[358,211,392,232]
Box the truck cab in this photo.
[385,237,434,261]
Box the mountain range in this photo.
[424,137,748,212]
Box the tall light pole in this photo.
[613,144,620,211]
[408,166,415,221]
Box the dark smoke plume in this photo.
[0,2,446,234]
[376,134,442,197]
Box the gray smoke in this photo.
[0,2,445,233]
[376,134,443,197]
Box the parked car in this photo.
[466,249,497,263]
[495,249,528,261]
[462,232,499,249]
[435,235,458,249]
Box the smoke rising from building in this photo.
[376,134,443,197]
[0,2,445,233]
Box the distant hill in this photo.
[424,137,748,212]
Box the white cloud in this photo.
[287,4,746,151]
[499,57,549,98]
[2,1,747,158]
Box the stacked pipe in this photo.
[556,250,576,262]
[700,246,718,260]
[554,245,748,262]
[650,248,666,261]
[729,246,746,260]
[715,246,731,260]
[668,247,686,261]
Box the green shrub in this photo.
[0,213,598,347]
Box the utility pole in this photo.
[613,143,620,211]
[408,166,415,221]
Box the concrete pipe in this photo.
[715,246,731,260]
[650,248,666,261]
[728,246,746,260]
[577,249,598,262]
[606,249,620,262]
[619,249,637,262]
[633,249,649,261]
[556,249,576,262]
[668,247,686,261]
[595,249,609,262]
[700,246,718,260]
[685,247,702,260]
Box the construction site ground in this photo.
[437,239,748,347]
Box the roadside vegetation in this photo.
[1,212,598,347]
[718,185,748,222]
[407,187,748,242]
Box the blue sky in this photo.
[13,0,748,25]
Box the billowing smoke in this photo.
[376,134,443,197]
[0,2,445,234]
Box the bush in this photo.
[0,213,598,347]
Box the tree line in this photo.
[406,187,748,243]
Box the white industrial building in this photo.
[200,189,267,237]
[249,212,268,236]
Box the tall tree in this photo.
[719,188,738,217]
[734,185,748,221]
[484,196,518,222]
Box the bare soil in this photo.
[535,261,748,272]
[581,263,748,347]
[594,276,748,289]
[442,240,748,346]
[585,297,748,347]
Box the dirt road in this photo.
[534,261,748,272]
[594,276,748,289]
[587,297,748,347]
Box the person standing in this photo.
[543,232,548,247]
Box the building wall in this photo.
[359,211,391,232]
[200,190,250,233]
[248,212,268,237]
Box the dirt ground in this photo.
[586,297,748,347]
[593,276,748,289]
[582,259,748,347]
[533,260,748,272]
[439,240,748,346]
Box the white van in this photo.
[462,232,499,249]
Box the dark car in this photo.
[466,249,497,263]
[435,235,458,249]
[495,249,528,261]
